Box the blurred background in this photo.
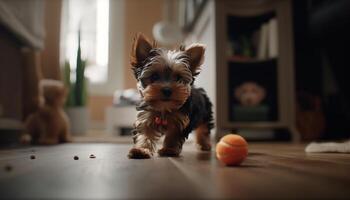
[0,0,350,144]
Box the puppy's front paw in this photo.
[128,148,152,159]
[158,148,180,157]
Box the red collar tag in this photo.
[155,116,168,126]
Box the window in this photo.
[61,0,110,83]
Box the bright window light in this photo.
[63,0,110,83]
[96,0,109,67]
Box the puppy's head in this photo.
[130,33,205,112]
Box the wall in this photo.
[41,0,62,80]
[88,96,113,123]
[89,0,163,124]
[186,0,216,117]
[123,0,163,89]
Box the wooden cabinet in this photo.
[0,26,41,133]
[0,25,23,130]
[187,0,299,141]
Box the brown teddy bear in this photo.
[21,80,71,145]
[234,82,266,107]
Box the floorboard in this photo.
[0,142,349,199]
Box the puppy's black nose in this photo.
[161,87,172,97]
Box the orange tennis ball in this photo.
[216,134,248,166]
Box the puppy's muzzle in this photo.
[161,87,172,99]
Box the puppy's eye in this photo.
[150,73,160,82]
[175,74,182,82]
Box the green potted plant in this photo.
[64,30,89,135]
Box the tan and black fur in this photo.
[128,33,213,159]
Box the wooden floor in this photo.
[0,142,349,199]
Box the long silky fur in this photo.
[129,33,213,158]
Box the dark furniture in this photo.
[0,25,41,144]
[293,0,350,139]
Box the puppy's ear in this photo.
[185,44,205,74]
[131,33,154,66]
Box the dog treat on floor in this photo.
[128,33,214,159]
[73,156,79,160]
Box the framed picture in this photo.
[228,59,278,122]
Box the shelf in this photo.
[223,121,286,129]
[227,57,277,64]
[226,11,278,63]
[214,0,298,141]
[227,12,276,37]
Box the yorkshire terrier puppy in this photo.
[128,33,214,159]
[21,80,71,145]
